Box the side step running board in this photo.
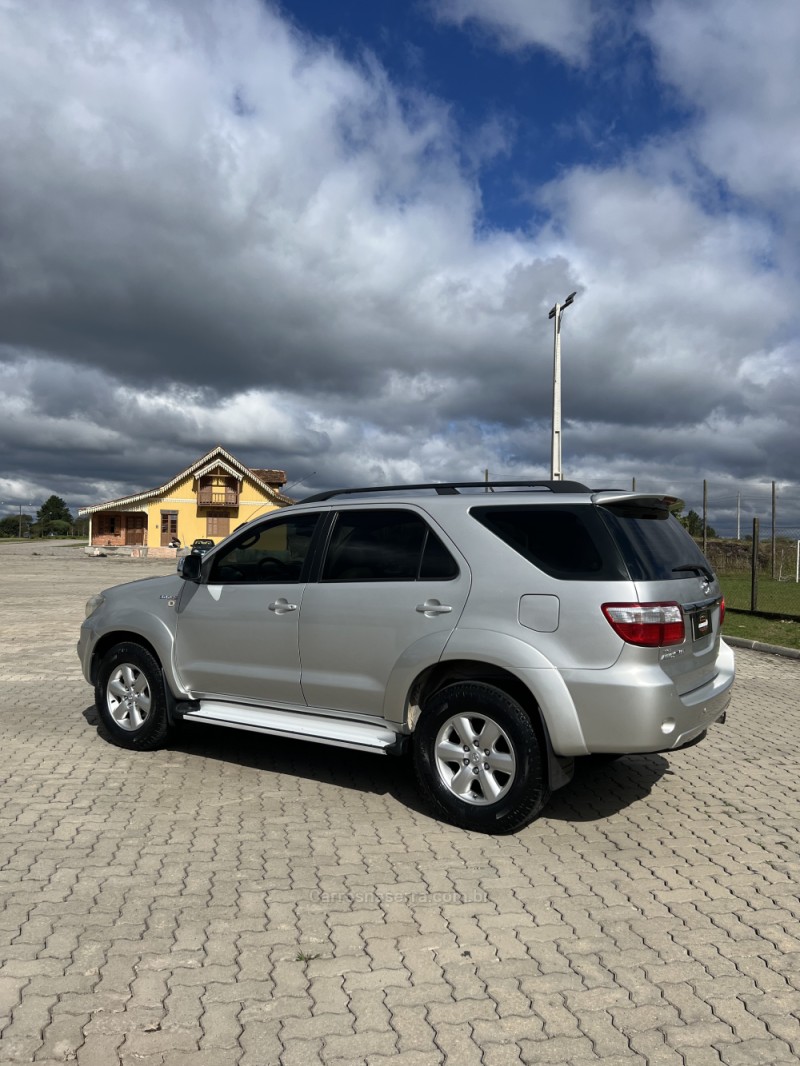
[182,701,404,755]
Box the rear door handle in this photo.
[416,600,452,616]
[269,598,298,614]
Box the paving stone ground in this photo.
[0,542,799,1065]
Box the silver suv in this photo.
[78,481,734,833]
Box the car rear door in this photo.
[298,506,470,718]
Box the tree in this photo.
[36,495,73,534]
[46,519,72,536]
[675,507,717,540]
[0,514,32,538]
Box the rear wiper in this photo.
[672,562,714,582]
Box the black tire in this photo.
[95,642,172,751]
[413,682,550,834]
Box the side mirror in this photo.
[178,553,202,582]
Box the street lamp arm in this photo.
[548,291,576,320]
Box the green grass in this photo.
[723,610,800,650]
[718,570,800,648]
[717,571,800,616]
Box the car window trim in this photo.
[317,506,460,584]
[202,509,327,586]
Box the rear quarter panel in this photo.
[431,513,631,670]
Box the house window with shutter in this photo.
[206,511,230,538]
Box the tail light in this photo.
[602,602,685,647]
[720,597,725,626]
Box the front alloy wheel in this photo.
[414,682,549,834]
[106,661,152,731]
[95,643,171,750]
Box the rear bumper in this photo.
[559,640,735,754]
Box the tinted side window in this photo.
[322,509,458,582]
[420,529,459,580]
[208,513,319,584]
[599,507,712,581]
[471,506,627,581]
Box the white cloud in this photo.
[642,0,800,220]
[0,0,533,395]
[532,159,794,425]
[429,0,596,65]
[1,0,799,527]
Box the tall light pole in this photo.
[547,291,576,480]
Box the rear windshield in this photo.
[470,505,628,580]
[598,505,712,581]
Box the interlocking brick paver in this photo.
[362,1052,443,1066]
[199,998,242,1049]
[516,1033,597,1062]
[475,1044,526,1066]
[1,544,799,1064]
[626,1028,685,1063]
[346,986,391,1031]
[718,1038,798,1065]
[470,1013,547,1045]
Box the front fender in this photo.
[82,605,188,699]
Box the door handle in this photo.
[269,599,298,614]
[416,600,452,616]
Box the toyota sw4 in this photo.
[78,481,734,833]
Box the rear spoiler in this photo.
[591,491,683,511]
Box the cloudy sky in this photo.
[1,0,798,534]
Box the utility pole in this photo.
[771,481,776,579]
[547,291,576,480]
[736,492,741,540]
[702,480,708,556]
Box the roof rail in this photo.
[301,480,590,503]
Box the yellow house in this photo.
[79,445,292,550]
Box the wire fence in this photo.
[702,526,800,618]
[647,479,800,619]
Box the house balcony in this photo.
[197,489,239,506]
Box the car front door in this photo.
[298,507,470,718]
[174,511,321,706]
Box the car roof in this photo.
[302,480,591,502]
[291,482,681,511]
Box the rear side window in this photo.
[322,509,459,582]
[471,506,627,581]
[599,506,712,581]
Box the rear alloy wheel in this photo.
[95,643,171,751]
[413,682,549,834]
